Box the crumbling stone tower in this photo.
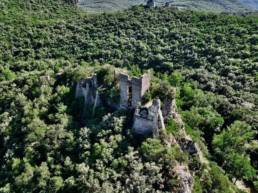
[133,99,165,136]
[119,73,130,109]
[131,74,151,108]
[119,73,151,109]
[75,75,101,108]
[146,0,156,8]
[118,72,165,136]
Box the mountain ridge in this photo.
[78,0,258,12]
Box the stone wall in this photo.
[141,73,151,96]
[133,114,155,135]
[119,73,151,109]
[146,0,156,8]
[133,99,165,136]
[75,75,101,108]
[119,73,129,109]
[131,77,142,108]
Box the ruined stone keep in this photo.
[75,75,101,109]
[119,73,151,109]
[75,71,165,136]
[146,0,156,8]
[118,72,165,135]
[73,69,198,193]
[133,99,165,136]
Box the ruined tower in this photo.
[75,75,101,109]
[146,0,156,8]
[118,73,151,109]
[131,74,151,108]
[117,72,164,136]
[133,99,165,136]
[119,73,130,109]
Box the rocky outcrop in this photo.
[164,96,208,166]
[162,99,174,122]
[178,137,198,155]
[174,165,193,193]
[162,98,184,129]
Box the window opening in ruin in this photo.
[128,85,132,107]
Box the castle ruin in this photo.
[75,71,165,136]
[75,75,101,112]
[119,73,151,109]
[74,69,199,193]
[118,72,165,135]
[146,0,156,8]
[133,99,165,136]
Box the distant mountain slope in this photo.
[239,0,258,9]
[78,0,258,12]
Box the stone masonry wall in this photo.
[131,77,142,108]
[119,73,129,109]
[119,73,151,109]
[75,75,100,107]
[141,73,151,96]
[133,99,165,136]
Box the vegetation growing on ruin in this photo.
[0,0,257,192]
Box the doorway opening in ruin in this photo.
[128,85,132,107]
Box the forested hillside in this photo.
[0,0,258,192]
